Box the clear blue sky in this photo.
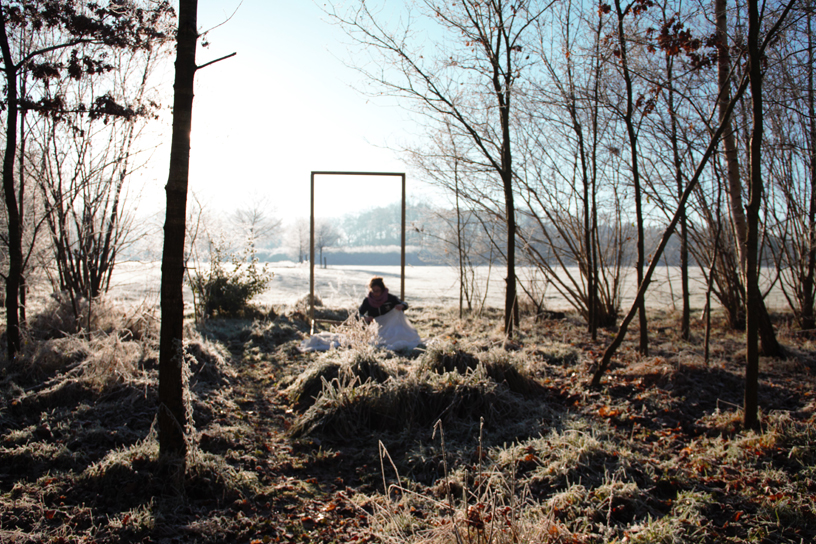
[140,0,428,222]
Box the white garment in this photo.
[298,310,422,352]
[371,309,422,351]
[298,332,349,352]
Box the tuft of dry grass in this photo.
[28,293,158,341]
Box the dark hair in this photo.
[368,277,386,291]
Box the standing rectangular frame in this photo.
[310,171,406,331]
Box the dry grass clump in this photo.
[524,422,642,492]
[285,349,394,409]
[78,338,148,391]
[14,333,151,397]
[419,346,542,397]
[422,347,481,375]
[246,314,308,349]
[75,434,260,517]
[528,341,581,368]
[7,296,160,392]
[367,472,552,544]
[477,349,543,396]
[367,413,681,544]
[345,353,393,384]
[28,294,158,341]
[0,440,77,477]
[288,369,541,442]
[624,490,714,544]
[364,419,555,544]
[19,337,91,377]
[185,333,236,389]
[369,419,658,544]
[286,360,342,408]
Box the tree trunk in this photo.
[496,30,517,336]
[502,163,517,335]
[716,0,783,357]
[717,0,748,258]
[18,102,27,327]
[666,55,691,340]
[0,13,22,360]
[159,0,198,463]
[744,0,762,431]
[614,0,648,355]
[802,5,816,329]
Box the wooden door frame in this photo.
[309,171,406,332]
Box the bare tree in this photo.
[158,0,235,465]
[406,118,494,317]
[159,0,199,466]
[230,193,282,245]
[765,1,816,330]
[607,0,651,354]
[518,0,626,333]
[314,220,339,268]
[29,42,168,325]
[326,0,553,335]
[591,0,797,388]
[285,217,310,263]
[714,0,783,357]
[1,0,170,360]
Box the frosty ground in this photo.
[2,284,814,543]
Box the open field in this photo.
[106,261,790,312]
[1,295,814,543]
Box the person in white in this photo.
[299,276,422,352]
[358,276,422,351]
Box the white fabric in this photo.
[371,309,422,351]
[298,310,422,352]
[298,332,349,352]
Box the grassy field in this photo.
[1,297,814,543]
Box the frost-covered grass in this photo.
[1,299,813,543]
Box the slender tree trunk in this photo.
[159,0,198,463]
[455,162,465,319]
[614,0,648,355]
[565,78,595,336]
[18,103,27,327]
[802,5,816,329]
[717,0,748,258]
[496,31,517,336]
[666,55,691,339]
[0,14,22,360]
[503,165,518,336]
[590,13,602,341]
[716,0,783,357]
[744,0,763,431]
